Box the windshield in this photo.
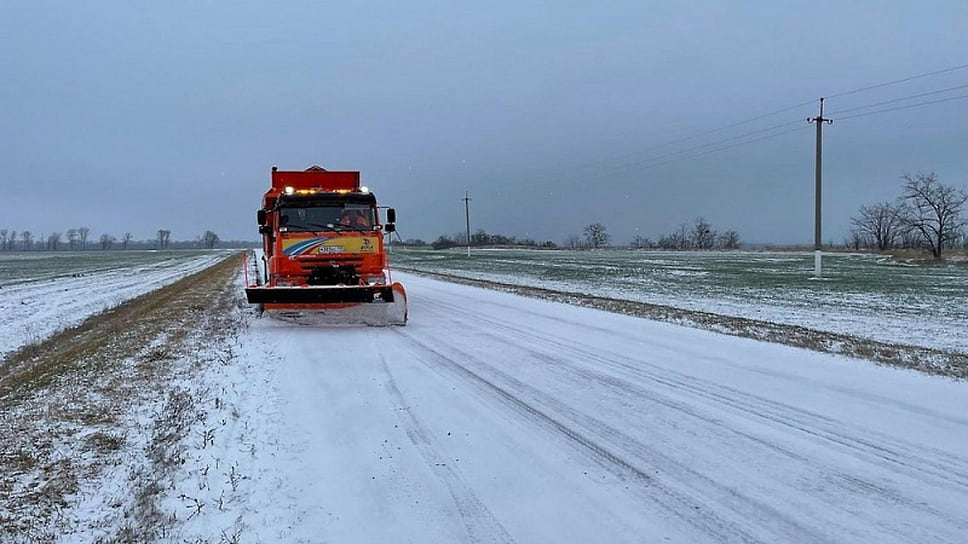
[278,205,375,232]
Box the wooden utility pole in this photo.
[463,191,472,257]
[808,98,833,278]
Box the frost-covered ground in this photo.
[392,248,968,353]
[3,256,967,542]
[161,272,968,543]
[0,250,229,357]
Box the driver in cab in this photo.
[339,208,369,228]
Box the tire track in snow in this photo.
[414,294,968,541]
[434,290,968,427]
[391,328,815,544]
[377,353,516,544]
[430,296,968,493]
[434,301,968,534]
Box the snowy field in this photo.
[392,248,968,354]
[0,250,229,357]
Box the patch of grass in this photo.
[3,449,38,473]
[142,346,172,363]
[84,432,126,454]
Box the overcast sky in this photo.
[2,1,966,245]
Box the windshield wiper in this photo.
[286,223,339,232]
[308,222,339,231]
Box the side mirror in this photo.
[259,225,272,235]
[386,208,396,223]
[385,224,396,233]
[257,209,267,225]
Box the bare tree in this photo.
[431,235,457,250]
[563,234,584,249]
[469,228,490,246]
[898,229,922,250]
[718,230,741,249]
[631,235,654,249]
[66,228,79,250]
[658,223,691,250]
[157,229,171,249]
[851,201,905,251]
[7,230,16,251]
[121,232,133,249]
[899,172,967,260]
[99,233,116,250]
[78,227,90,250]
[0,229,7,251]
[21,231,33,250]
[583,223,609,248]
[691,217,716,249]
[47,232,62,251]
[202,230,219,249]
[846,229,867,250]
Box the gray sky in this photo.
[2,0,966,245]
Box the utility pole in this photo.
[808,98,833,278]
[463,191,472,257]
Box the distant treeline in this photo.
[399,229,558,250]
[0,227,255,251]
[401,218,741,251]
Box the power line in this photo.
[838,93,968,121]
[525,124,810,187]
[469,62,968,192]
[523,100,815,177]
[614,125,809,173]
[589,120,804,174]
[516,63,968,186]
[554,63,968,179]
[828,82,968,115]
[513,119,806,188]
[826,62,968,100]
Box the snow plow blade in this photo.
[247,282,407,326]
[246,285,397,305]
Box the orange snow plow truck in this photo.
[245,165,407,326]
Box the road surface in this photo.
[203,272,968,543]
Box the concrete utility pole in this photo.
[808,98,833,278]
[463,191,472,257]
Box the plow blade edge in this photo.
[246,285,395,305]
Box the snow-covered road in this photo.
[195,272,968,543]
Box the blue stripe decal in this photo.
[284,237,331,256]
